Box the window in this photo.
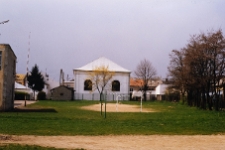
[0,51,2,70]
[84,79,92,91]
[112,80,120,91]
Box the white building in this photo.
[14,82,34,99]
[73,57,131,100]
[155,83,169,100]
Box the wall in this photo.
[0,44,16,111]
[74,70,130,100]
[51,86,73,100]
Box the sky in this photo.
[1,0,225,81]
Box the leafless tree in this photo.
[134,59,157,101]
[168,49,187,103]
[88,65,114,117]
[168,29,225,111]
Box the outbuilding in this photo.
[50,85,74,100]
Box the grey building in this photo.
[50,85,74,100]
[0,44,17,111]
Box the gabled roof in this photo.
[50,85,74,91]
[130,78,144,87]
[74,57,130,73]
[130,78,160,90]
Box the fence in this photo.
[74,92,131,101]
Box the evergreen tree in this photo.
[27,64,45,100]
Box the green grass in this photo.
[0,100,225,135]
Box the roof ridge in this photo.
[75,57,130,73]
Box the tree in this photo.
[134,59,157,101]
[27,64,45,100]
[88,65,114,117]
[168,49,186,103]
[168,29,225,111]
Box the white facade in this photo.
[155,83,168,95]
[73,57,131,100]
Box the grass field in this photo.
[0,100,225,135]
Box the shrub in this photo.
[165,91,180,102]
[37,91,46,100]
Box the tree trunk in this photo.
[207,93,212,110]
[100,92,103,116]
[33,90,36,101]
[104,97,106,118]
[143,91,147,101]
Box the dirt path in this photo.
[1,135,225,150]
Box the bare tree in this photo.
[88,65,114,117]
[134,59,157,101]
[168,49,186,103]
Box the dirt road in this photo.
[1,135,225,150]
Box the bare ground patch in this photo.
[80,103,156,113]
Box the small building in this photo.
[64,80,74,89]
[130,78,158,100]
[14,82,34,100]
[0,44,17,111]
[130,78,169,101]
[155,83,169,100]
[50,85,74,100]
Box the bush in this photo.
[37,91,46,100]
[165,91,180,102]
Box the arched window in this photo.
[84,79,92,91]
[112,80,120,91]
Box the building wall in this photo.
[0,44,16,111]
[73,70,130,100]
[51,86,73,100]
[155,83,169,100]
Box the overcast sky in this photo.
[1,0,225,81]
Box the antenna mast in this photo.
[25,32,31,106]
[27,32,31,77]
